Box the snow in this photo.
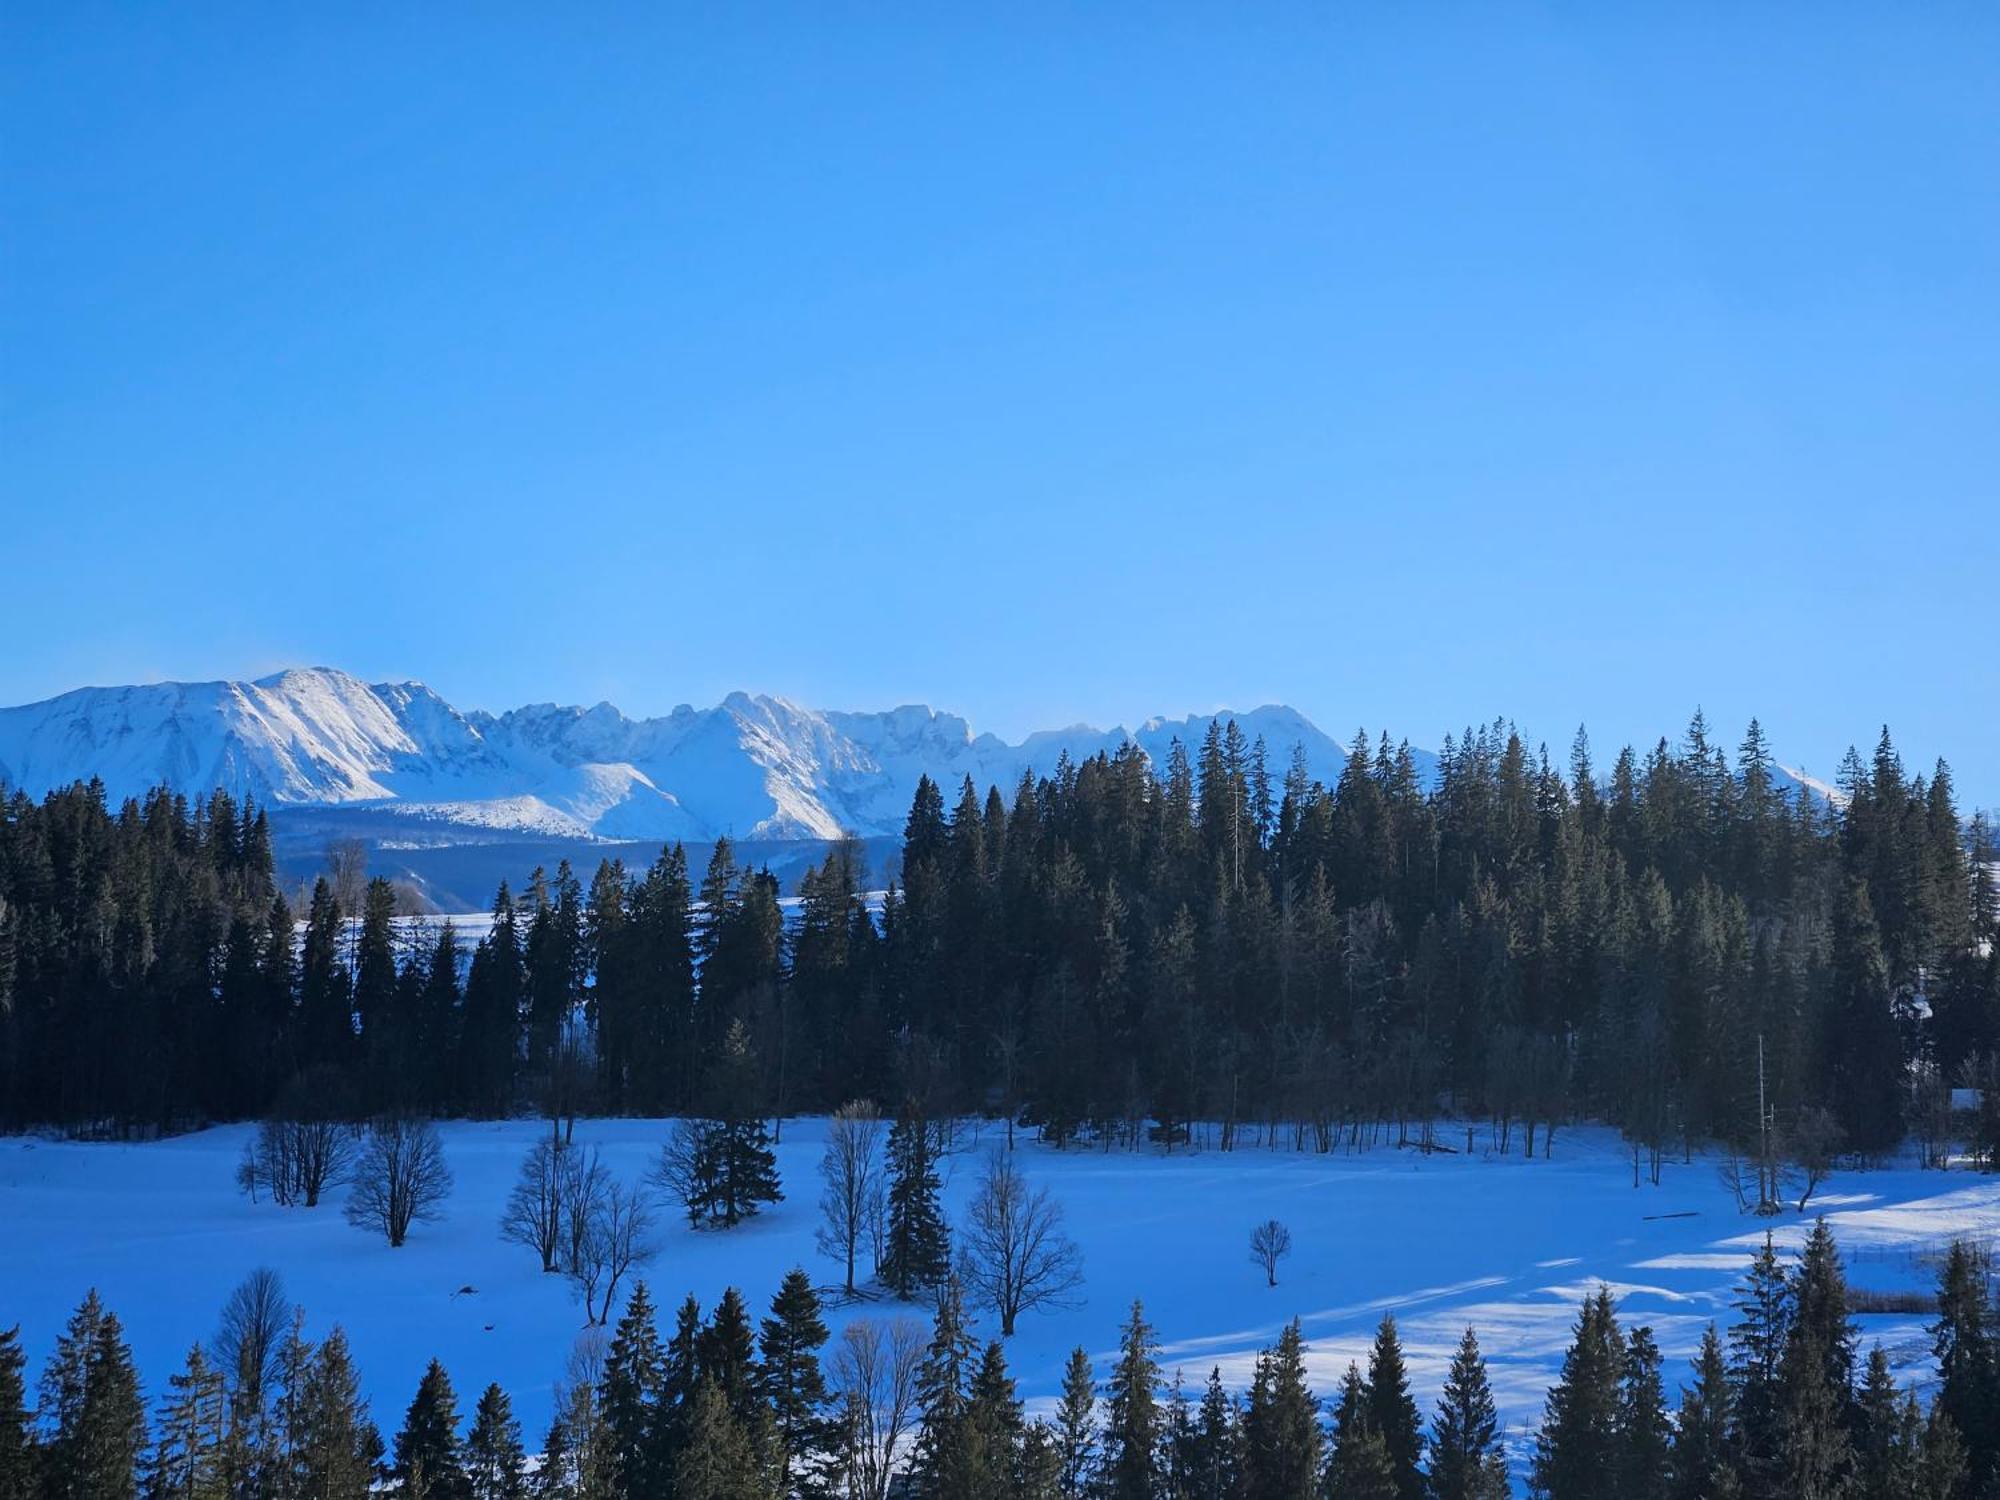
[0,1122,1978,1480]
[0,669,1377,851]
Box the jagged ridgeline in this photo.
[0,713,1994,1155]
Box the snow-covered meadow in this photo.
[3,1120,1989,1469]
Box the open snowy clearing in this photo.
[2,1120,1986,1472]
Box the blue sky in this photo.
[4,5,1997,799]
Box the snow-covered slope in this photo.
[0,670,1380,843]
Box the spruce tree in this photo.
[1363,1314,1423,1500]
[1186,1367,1239,1500]
[0,1326,32,1500]
[704,1019,782,1226]
[146,1344,227,1500]
[1053,1348,1097,1499]
[1531,1289,1623,1500]
[1777,1220,1854,1499]
[464,1385,527,1500]
[1018,1421,1066,1500]
[1668,1325,1739,1500]
[1933,1238,1997,1488]
[1853,1346,1902,1497]
[882,1102,950,1298]
[41,1294,145,1500]
[759,1269,836,1498]
[393,1359,470,1500]
[77,1307,145,1500]
[698,1288,762,1435]
[291,1329,381,1500]
[1426,1327,1508,1500]
[352,877,401,1087]
[1618,1326,1671,1500]
[1099,1301,1162,1500]
[1728,1232,1791,1492]
[1824,876,1905,1152]
[1921,1401,1971,1500]
[1324,1362,1396,1500]
[599,1282,667,1498]
[1240,1320,1321,1500]
[910,1279,981,1498]
[671,1380,760,1500]
[963,1342,1025,1500]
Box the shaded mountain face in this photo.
[0,667,1383,844]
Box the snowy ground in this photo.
[2,1120,1988,1476]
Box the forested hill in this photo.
[1,712,1995,1168]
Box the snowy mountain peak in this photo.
[0,671,1381,845]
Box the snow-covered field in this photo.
[2,1121,1988,1470]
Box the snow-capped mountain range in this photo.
[0,668,1373,844]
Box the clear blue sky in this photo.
[4,5,1997,800]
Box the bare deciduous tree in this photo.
[239,1117,355,1209]
[502,1138,569,1273]
[544,1018,595,1148]
[830,1318,924,1500]
[1249,1219,1292,1287]
[542,1328,610,1497]
[956,1150,1083,1336]
[1787,1105,1843,1214]
[817,1100,886,1295]
[648,1118,712,1225]
[212,1267,290,1405]
[325,838,370,913]
[568,1178,657,1326]
[345,1117,452,1247]
[559,1146,613,1275]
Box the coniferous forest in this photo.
[5,1216,2000,1499]
[3,713,1995,1176]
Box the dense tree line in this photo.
[4,713,1997,1168]
[3,1218,1989,1498]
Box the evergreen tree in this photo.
[1099,1301,1162,1500]
[0,1326,32,1500]
[1933,1238,1997,1489]
[1426,1327,1508,1500]
[1777,1220,1854,1500]
[910,1279,980,1498]
[1324,1362,1396,1500]
[1186,1367,1239,1500]
[598,1283,667,1498]
[352,877,401,1085]
[671,1380,761,1500]
[1668,1326,1739,1500]
[393,1359,470,1500]
[1052,1348,1097,1499]
[759,1270,836,1499]
[1363,1314,1423,1500]
[1920,1401,1970,1500]
[700,1020,782,1227]
[289,1329,382,1500]
[145,1344,226,1500]
[1618,1326,1671,1500]
[1852,1346,1902,1498]
[40,1292,145,1500]
[298,879,352,1076]
[963,1342,1025,1500]
[698,1288,762,1436]
[1240,1321,1320,1500]
[1823,877,1905,1153]
[459,886,523,1116]
[464,1385,527,1500]
[882,1102,950,1298]
[1728,1233,1791,1493]
[1531,1289,1623,1500]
